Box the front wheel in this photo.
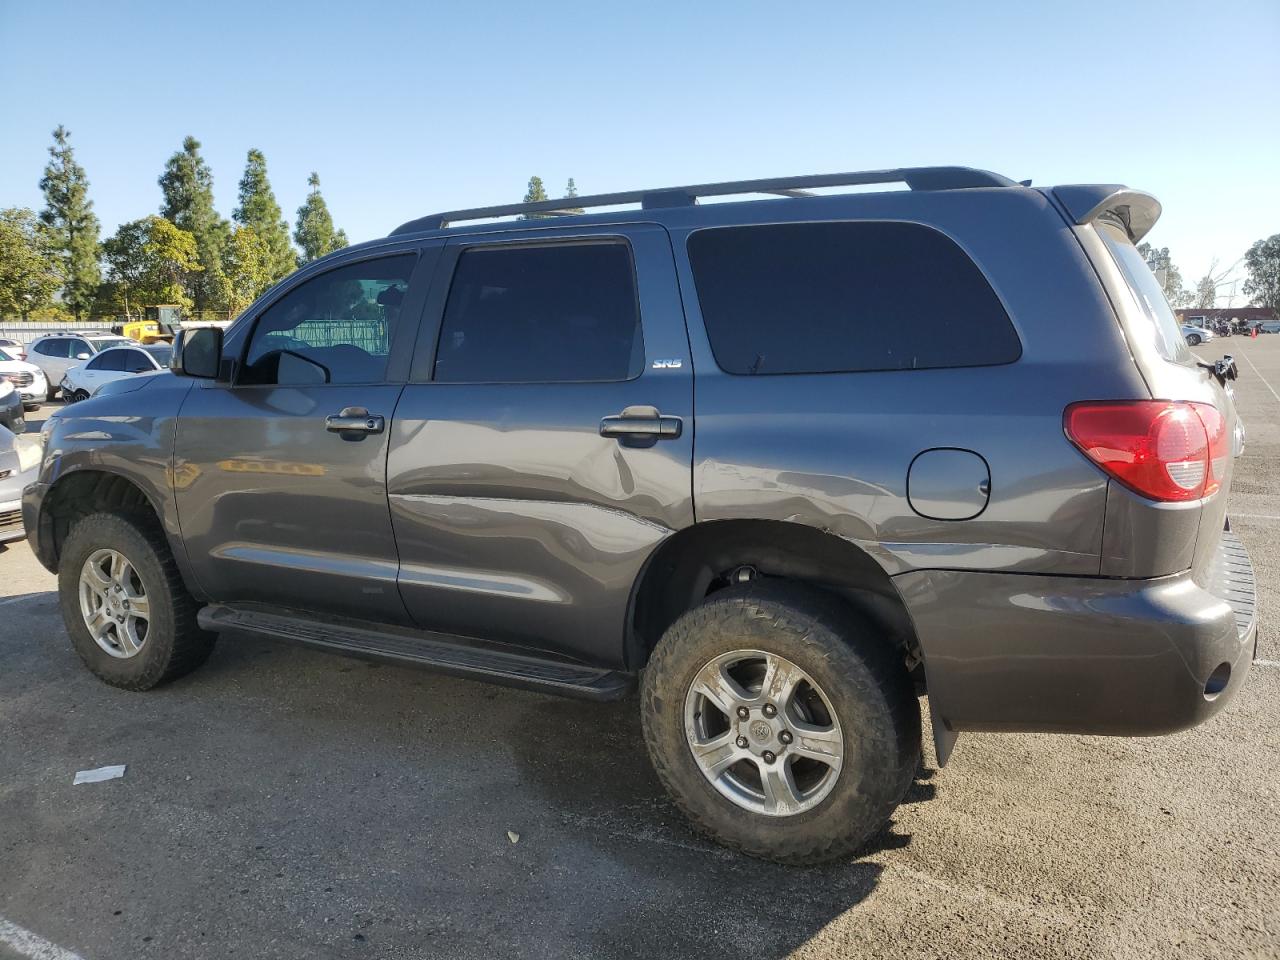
[1187,334,1202,346]
[58,511,215,690]
[641,583,920,865]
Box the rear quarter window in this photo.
[1095,220,1191,364]
[686,221,1021,375]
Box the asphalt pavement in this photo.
[1,338,1278,960]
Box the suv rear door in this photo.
[387,223,694,667]
[173,247,437,622]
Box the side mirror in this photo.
[75,353,91,361]
[175,327,224,380]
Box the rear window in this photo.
[687,222,1021,375]
[1095,220,1190,363]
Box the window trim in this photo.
[419,237,646,386]
[684,218,1023,377]
[231,250,423,389]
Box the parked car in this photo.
[1182,324,1215,346]
[1258,321,1280,335]
[0,351,49,410]
[60,344,173,402]
[24,168,1256,864]
[0,338,27,361]
[0,423,41,545]
[26,333,134,400]
[0,380,23,435]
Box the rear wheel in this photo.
[641,582,920,865]
[58,511,215,690]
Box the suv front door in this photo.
[173,248,436,622]
[387,224,694,667]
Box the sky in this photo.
[2,0,1277,304]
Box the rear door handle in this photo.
[325,406,385,438]
[599,405,682,444]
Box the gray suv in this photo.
[23,167,1257,864]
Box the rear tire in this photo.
[641,582,920,865]
[58,511,215,690]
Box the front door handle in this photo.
[325,406,385,439]
[599,405,682,446]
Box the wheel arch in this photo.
[627,518,919,668]
[34,468,198,596]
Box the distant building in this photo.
[1176,307,1276,328]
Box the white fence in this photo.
[0,322,117,346]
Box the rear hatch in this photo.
[1065,196,1240,585]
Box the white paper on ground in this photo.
[73,765,126,785]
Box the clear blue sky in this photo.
[2,0,1276,301]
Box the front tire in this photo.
[1188,334,1202,346]
[641,583,920,865]
[58,511,215,690]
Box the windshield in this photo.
[91,337,133,352]
[143,345,173,366]
[1096,221,1191,363]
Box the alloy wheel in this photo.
[78,548,151,658]
[683,649,843,816]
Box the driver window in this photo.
[240,254,416,386]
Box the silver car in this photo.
[0,424,41,545]
[1181,324,1215,346]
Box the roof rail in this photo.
[389,166,1017,236]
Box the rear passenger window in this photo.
[433,242,643,383]
[687,222,1021,375]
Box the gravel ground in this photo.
[1,337,1278,960]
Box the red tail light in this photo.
[1064,401,1226,502]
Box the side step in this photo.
[198,604,635,701]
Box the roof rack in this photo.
[390,166,1016,235]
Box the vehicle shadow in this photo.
[165,635,935,958]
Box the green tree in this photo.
[232,149,295,284]
[561,177,584,215]
[159,136,229,316]
[0,208,60,319]
[1242,234,1280,311]
[293,172,348,264]
[520,175,551,219]
[102,215,201,316]
[38,125,101,319]
[222,225,274,317]
[1137,242,1191,307]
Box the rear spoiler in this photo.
[1051,185,1161,243]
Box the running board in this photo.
[198,604,635,701]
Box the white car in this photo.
[60,343,173,401]
[26,333,134,400]
[0,346,49,410]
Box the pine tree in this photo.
[38,125,101,319]
[159,136,230,316]
[293,172,348,265]
[562,177,584,215]
[520,175,551,219]
[233,149,296,284]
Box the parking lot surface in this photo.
[2,339,1278,960]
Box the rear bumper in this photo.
[896,529,1256,738]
